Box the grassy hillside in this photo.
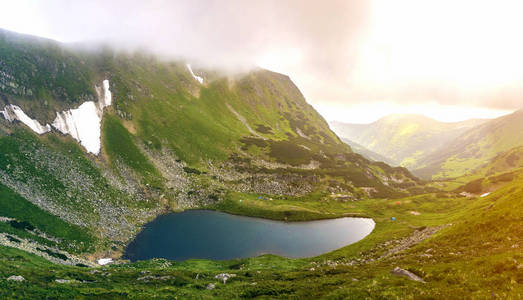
[330,115,486,169]
[0,182,95,253]
[479,146,523,176]
[0,171,520,298]
[414,110,523,179]
[426,145,523,193]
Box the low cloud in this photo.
[1,0,522,120]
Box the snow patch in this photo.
[0,80,112,155]
[97,258,113,265]
[53,101,103,155]
[52,80,112,155]
[186,64,203,84]
[0,104,51,134]
[99,79,112,108]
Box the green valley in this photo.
[330,115,486,169]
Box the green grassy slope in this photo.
[102,114,163,189]
[0,183,94,253]
[330,115,487,169]
[480,145,523,176]
[0,127,159,251]
[414,109,523,179]
[427,145,523,193]
[97,53,426,202]
[0,172,520,298]
[104,54,344,167]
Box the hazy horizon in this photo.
[1,0,522,123]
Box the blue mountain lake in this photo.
[124,210,375,261]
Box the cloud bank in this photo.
[0,0,522,121]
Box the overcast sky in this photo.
[1,0,521,123]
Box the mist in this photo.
[1,0,522,122]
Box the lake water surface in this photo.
[124,210,375,261]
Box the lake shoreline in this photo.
[123,210,375,262]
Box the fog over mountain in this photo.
[1,0,521,122]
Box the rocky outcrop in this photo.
[215,273,236,284]
[0,233,95,267]
[380,225,449,259]
[391,267,426,283]
[6,275,25,282]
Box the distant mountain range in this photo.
[414,109,523,179]
[331,111,523,179]
[330,115,487,168]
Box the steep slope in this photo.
[0,29,426,262]
[330,115,487,168]
[340,137,398,165]
[414,110,523,179]
[479,146,523,176]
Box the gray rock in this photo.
[206,283,216,290]
[391,267,425,283]
[7,275,25,282]
[55,279,75,284]
[214,273,236,284]
[137,275,173,282]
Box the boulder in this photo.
[55,279,75,284]
[391,267,425,283]
[214,273,236,284]
[7,275,25,282]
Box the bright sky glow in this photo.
[0,1,60,41]
[357,0,523,89]
[316,102,513,124]
[0,0,521,123]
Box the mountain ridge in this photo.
[414,108,523,179]
[330,114,488,168]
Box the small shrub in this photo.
[255,124,273,134]
[9,220,35,231]
[183,167,201,175]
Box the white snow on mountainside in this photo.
[186,64,204,84]
[0,80,112,155]
[0,104,51,134]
